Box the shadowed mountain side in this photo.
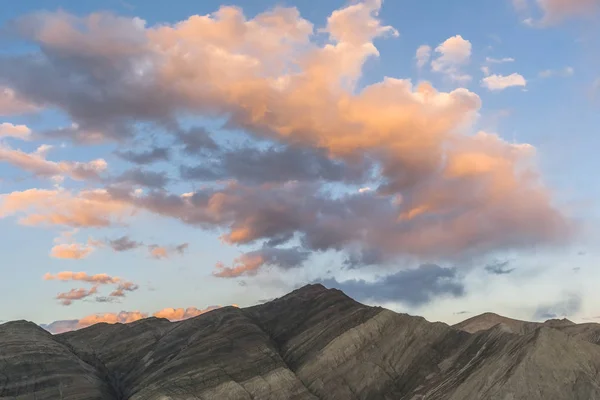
[4,285,600,399]
[0,320,116,399]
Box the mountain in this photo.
[452,312,576,334]
[3,284,600,399]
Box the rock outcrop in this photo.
[3,284,600,399]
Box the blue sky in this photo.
[0,0,599,330]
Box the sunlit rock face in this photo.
[4,285,600,399]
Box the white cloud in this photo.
[539,67,574,78]
[431,35,472,82]
[485,57,515,64]
[481,73,527,91]
[415,45,432,69]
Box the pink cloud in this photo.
[56,286,98,306]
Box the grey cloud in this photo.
[177,127,218,155]
[256,247,310,269]
[484,260,515,275]
[110,180,569,263]
[175,243,189,254]
[180,145,367,184]
[116,147,170,164]
[108,236,143,252]
[318,264,465,307]
[114,168,169,188]
[343,249,386,269]
[533,294,582,321]
[95,296,120,303]
[1,13,172,142]
[109,281,140,297]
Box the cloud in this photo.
[109,281,139,297]
[319,264,465,306]
[533,294,582,320]
[50,243,95,259]
[536,0,600,24]
[484,260,516,275]
[48,231,100,260]
[0,144,107,181]
[152,305,221,321]
[0,123,31,140]
[42,305,225,333]
[180,145,367,185]
[115,147,170,164]
[43,271,120,284]
[45,270,139,303]
[431,35,472,82]
[0,188,133,228]
[415,45,431,69]
[95,296,120,303]
[539,67,574,78]
[214,247,310,278]
[56,286,99,306]
[114,168,170,188]
[485,57,515,64]
[149,245,168,259]
[0,87,39,116]
[175,243,189,254]
[148,243,188,259]
[0,2,572,270]
[177,127,218,155]
[107,235,143,251]
[116,144,571,263]
[75,311,149,328]
[481,73,527,91]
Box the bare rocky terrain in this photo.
[2,284,600,399]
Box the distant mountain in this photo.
[3,284,600,399]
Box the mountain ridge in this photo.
[3,284,600,399]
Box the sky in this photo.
[0,0,599,333]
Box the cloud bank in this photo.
[0,1,573,286]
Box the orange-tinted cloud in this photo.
[0,188,134,228]
[537,0,599,23]
[0,86,39,116]
[46,271,140,305]
[0,1,573,266]
[0,123,31,140]
[214,247,309,278]
[50,243,95,259]
[43,271,121,284]
[56,286,98,306]
[152,305,221,321]
[48,231,103,260]
[0,144,107,181]
[77,311,148,327]
[148,243,188,259]
[42,305,226,333]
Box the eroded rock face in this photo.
[4,284,600,399]
[0,321,115,399]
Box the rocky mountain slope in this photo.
[3,284,600,399]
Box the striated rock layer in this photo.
[3,284,600,399]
